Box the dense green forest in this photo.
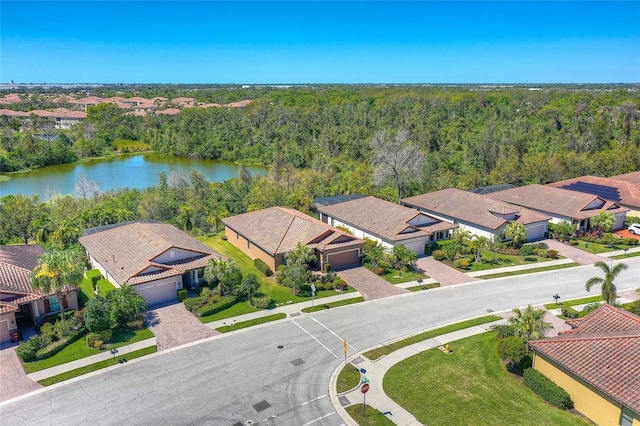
[1,86,639,246]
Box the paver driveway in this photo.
[417,256,480,286]
[0,346,41,402]
[543,239,608,265]
[144,302,218,351]
[337,267,408,300]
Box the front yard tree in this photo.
[108,285,146,327]
[589,211,615,232]
[470,235,489,263]
[283,263,308,295]
[369,128,421,203]
[505,221,527,248]
[392,245,417,271]
[177,205,196,232]
[0,194,41,244]
[84,295,112,331]
[204,258,238,297]
[285,242,317,269]
[208,206,229,232]
[508,305,551,350]
[364,243,388,270]
[585,261,629,305]
[240,272,260,303]
[30,249,84,321]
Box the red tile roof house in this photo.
[529,305,640,426]
[488,184,629,232]
[0,245,79,344]
[548,173,640,216]
[401,188,551,242]
[79,222,223,306]
[222,207,365,272]
[316,196,457,255]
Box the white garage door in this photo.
[526,223,548,242]
[135,281,178,306]
[401,240,426,256]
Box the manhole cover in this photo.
[338,396,350,407]
[290,312,301,317]
[352,356,364,364]
[276,345,284,350]
[231,423,243,426]
[290,358,305,366]
[252,400,271,413]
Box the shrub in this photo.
[177,289,188,302]
[519,354,533,371]
[97,279,115,296]
[86,332,101,348]
[453,258,471,270]
[125,319,145,330]
[35,328,86,360]
[254,258,273,277]
[108,285,146,327]
[547,249,559,259]
[520,245,534,256]
[497,336,527,366]
[98,329,113,343]
[323,263,331,273]
[568,240,579,246]
[492,324,515,339]
[622,237,639,246]
[432,250,446,260]
[221,235,228,240]
[373,267,385,275]
[39,322,58,341]
[523,368,573,409]
[580,303,601,316]
[17,335,51,362]
[626,300,640,316]
[250,295,274,309]
[197,296,237,317]
[84,296,112,331]
[93,339,104,349]
[538,249,549,258]
[86,269,102,290]
[184,297,202,313]
[561,306,580,319]
[334,278,347,290]
[335,225,352,234]
[532,242,549,250]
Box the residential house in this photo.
[401,188,550,242]
[222,206,365,272]
[316,196,457,255]
[489,184,629,231]
[548,173,640,216]
[529,305,640,426]
[79,222,222,306]
[0,245,79,343]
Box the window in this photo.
[236,231,240,240]
[247,240,251,249]
[48,297,60,313]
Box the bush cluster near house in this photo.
[16,311,86,362]
[253,258,273,277]
[523,368,574,410]
[361,241,421,282]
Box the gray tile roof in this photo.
[402,189,550,230]
[222,207,364,255]
[317,196,456,242]
[488,184,629,219]
[79,222,221,285]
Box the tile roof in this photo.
[609,171,640,185]
[548,175,640,209]
[529,305,640,415]
[318,196,457,242]
[223,207,364,255]
[402,189,550,230]
[488,184,629,220]
[0,245,45,294]
[79,222,222,285]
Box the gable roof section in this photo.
[79,222,220,285]
[609,171,640,185]
[222,207,364,255]
[317,196,457,242]
[547,175,640,209]
[489,184,629,220]
[402,189,550,231]
[529,305,640,415]
[0,245,45,294]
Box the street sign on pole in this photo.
[361,383,369,416]
[361,383,369,393]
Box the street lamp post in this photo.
[110,348,119,362]
[553,294,561,305]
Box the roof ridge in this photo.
[274,208,298,254]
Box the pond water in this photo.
[0,153,268,198]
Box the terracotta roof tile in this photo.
[610,171,640,185]
[548,175,640,210]
[530,305,640,415]
[0,245,45,294]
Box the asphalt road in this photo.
[1,259,638,426]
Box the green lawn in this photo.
[22,327,154,373]
[301,297,364,313]
[337,362,361,393]
[572,239,638,254]
[543,295,603,310]
[38,346,157,386]
[384,333,590,426]
[406,283,440,292]
[380,269,428,284]
[363,315,500,360]
[199,300,260,323]
[77,276,96,307]
[215,313,286,332]
[439,250,557,273]
[478,262,580,279]
[345,405,395,426]
[611,251,640,259]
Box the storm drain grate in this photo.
[339,396,351,407]
[253,400,271,412]
[290,312,301,317]
[244,421,255,426]
[352,356,364,364]
[290,358,305,366]
[486,309,494,313]
[231,423,244,426]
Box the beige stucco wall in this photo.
[0,311,17,343]
[534,354,626,426]
[225,227,279,271]
[34,290,79,324]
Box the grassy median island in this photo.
[345,405,395,426]
[384,333,590,426]
[301,297,364,313]
[337,362,361,393]
[37,346,158,386]
[215,313,286,332]
[363,315,500,361]
[478,262,580,279]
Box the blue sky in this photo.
[1,1,639,84]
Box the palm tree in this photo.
[108,284,146,326]
[585,261,629,305]
[285,242,317,269]
[509,304,551,349]
[392,245,417,271]
[177,205,196,232]
[208,206,229,233]
[469,235,489,263]
[505,221,527,248]
[589,211,615,233]
[204,257,236,297]
[31,249,85,320]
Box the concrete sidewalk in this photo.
[331,319,507,426]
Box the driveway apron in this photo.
[337,267,409,300]
[0,346,42,402]
[542,239,609,265]
[144,302,219,351]
[416,257,480,287]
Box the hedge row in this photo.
[197,296,238,317]
[34,328,88,361]
[177,289,188,302]
[86,269,102,289]
[254,258,273,277]
[97,279,116,296]
[523,368,573,409]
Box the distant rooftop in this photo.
[470,184,515,195]
[313,194,367,207]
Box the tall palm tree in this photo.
[208,206,229,233]
[177,205,196,232]
[585,261,629,305]
[508,304,551,350]
[31,249,85,320]
[470,235,489,263]
[285,242,317,269]
[505,221,527,248]
[108,284,146,326]
[204,258,236,297]
[589,211,615,233]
